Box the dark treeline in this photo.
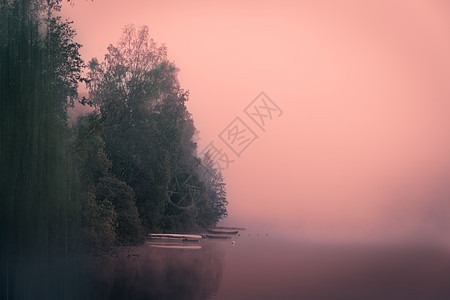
[77,24,228,248]
[0,0,227,298]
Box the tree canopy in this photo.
[84,24,227,234]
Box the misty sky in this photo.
[62,0,450,239]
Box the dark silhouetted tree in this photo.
[86,25,226,232]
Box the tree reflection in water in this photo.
[87,240,225,300]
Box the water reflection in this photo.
[6,236,450,299]
[214,235,450,300]
[87,240,225,300]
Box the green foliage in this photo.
[75,114,144,247]
[96,176,144,244]
[81,186,117,251]
[86,25,228,232]
[199,155,229,223]
[76,115,111,184]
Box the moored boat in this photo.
[205,234,232,239]
[214,226,246,231]
[207,229,239,235]
[148,233,202,241]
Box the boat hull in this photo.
[148,233,202,241]
[207,229,239,235]
[205,234,232,239]
[214,226,246,231]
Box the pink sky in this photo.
[62,0,450,239]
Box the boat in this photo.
[150,244,202,250]
[205,234,232,239]
[207,229,239,235]
[214,226,246,231]
[148,233,202,241]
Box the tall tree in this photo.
[86,24,228,232]
[86,25,197,231]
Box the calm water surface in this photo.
[88,233,450,300]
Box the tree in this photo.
[81,186,117,251]
[199,155,228,224]
[85,24,228,233]
[86,25,197,231]
[75,114,144,248]
[96,176,144,244]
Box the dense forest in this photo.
[0,0,227,297]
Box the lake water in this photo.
[86,232,450,300]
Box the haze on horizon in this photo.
[62,0,450,241]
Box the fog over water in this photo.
[83,236,450,300]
